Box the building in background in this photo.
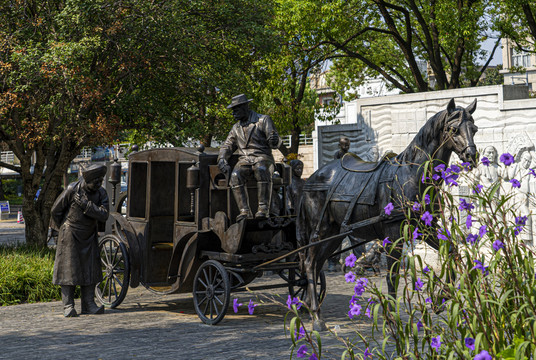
[501,38,535,91]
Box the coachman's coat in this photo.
[51,179,109,285]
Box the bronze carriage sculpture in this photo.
[97,146,326,324]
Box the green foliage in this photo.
[0,245,60,306]
[280,0,498,93]
[492,1,536,53]
[287,158,536,359]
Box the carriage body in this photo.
[98,147,312,324]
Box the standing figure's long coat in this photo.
[51,179,109,285]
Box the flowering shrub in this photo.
[287,153,536,359]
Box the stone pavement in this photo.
[0,219,25,246]
[0,270,388,360]
[0,220,440,359]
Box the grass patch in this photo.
[0,245,61,305]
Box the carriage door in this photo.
[146,161,175,284]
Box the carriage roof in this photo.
[128,147,219,162]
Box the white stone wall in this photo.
[273,145,315,179]
[315,85,536,166]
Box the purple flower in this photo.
[500,153,514,166]
[431,335,441,351]
[459,198,475,211]
[472,259,489,276]
[516,216,528,226]
[417,320,423,331]
[450,164,461,173]
[466,233,479,245]
[345,271,356,283]
[382,237,391,248]
[474,350,492,360]
[481,157,490,166]
[233,298,242,313]
[345,253,357,268]
[415,278,424,291]
[412,202,421,211]
[309,354,318,360]
[493,239,504,252]
[356,277,369,288]
[423,266,430,274]
[434,164,446,173]
[437,228,451,241]
[248,299,257,314]
[465,337,475,351]
[384,202,394,215]
[348,303,362,318]
[479,225,487,238]
[461,162,472,171]
[432,173,441,181]
[295,326,306,340]
[364,348,372,358]
[413,227,421,240]
[510,178,521,188]
[287,295,302,310]
[466,214,472,229]
[424,194,431,205]
[530,168,536,178]
[473,184,483,194]
[365,306,373,319]
[297,344,308,358]
[421,173,428,183]
[425,297,432,303]
[421,211,433,226]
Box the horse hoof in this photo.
[313,319,328,332]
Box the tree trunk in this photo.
[0,178,5,201]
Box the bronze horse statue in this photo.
[297,98,479,330]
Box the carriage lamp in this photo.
[186,162,200,216]
[109,157,122,207]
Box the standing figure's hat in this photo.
[227,94,253,109]
[82,164,107,182]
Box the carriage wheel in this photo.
[287,269,326,305]
[116,191,127,216]
[193,260,231,325]
[96,234,130,308]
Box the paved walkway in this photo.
[0,219,25,246]
[0,270,388,360]
[0,220,391,359]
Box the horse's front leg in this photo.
[303,253,327,331]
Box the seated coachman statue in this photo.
[218,94,281,221]
[51,164,110,317]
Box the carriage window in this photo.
[150,161,175,217]
[178,162,195,222]
[129,162,147,218]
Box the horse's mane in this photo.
[396,106,471,164]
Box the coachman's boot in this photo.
[255,181,272,219]
[61,285,78,317]
[81,285,104,315]
[232,185,250,222]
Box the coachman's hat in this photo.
[227,94,253,109]
[82,164,107,182]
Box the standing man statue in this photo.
[286,159,305,214]
[334,136,350,159]
[218,94,281,221]
[51,164,109,317]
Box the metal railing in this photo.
[281,134,313,147]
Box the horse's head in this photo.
[442,98,479,167]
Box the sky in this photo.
[482,37,503,66]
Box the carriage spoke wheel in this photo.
[287,269,326,306]
[193,260,230,325]
[96,234,130,308]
